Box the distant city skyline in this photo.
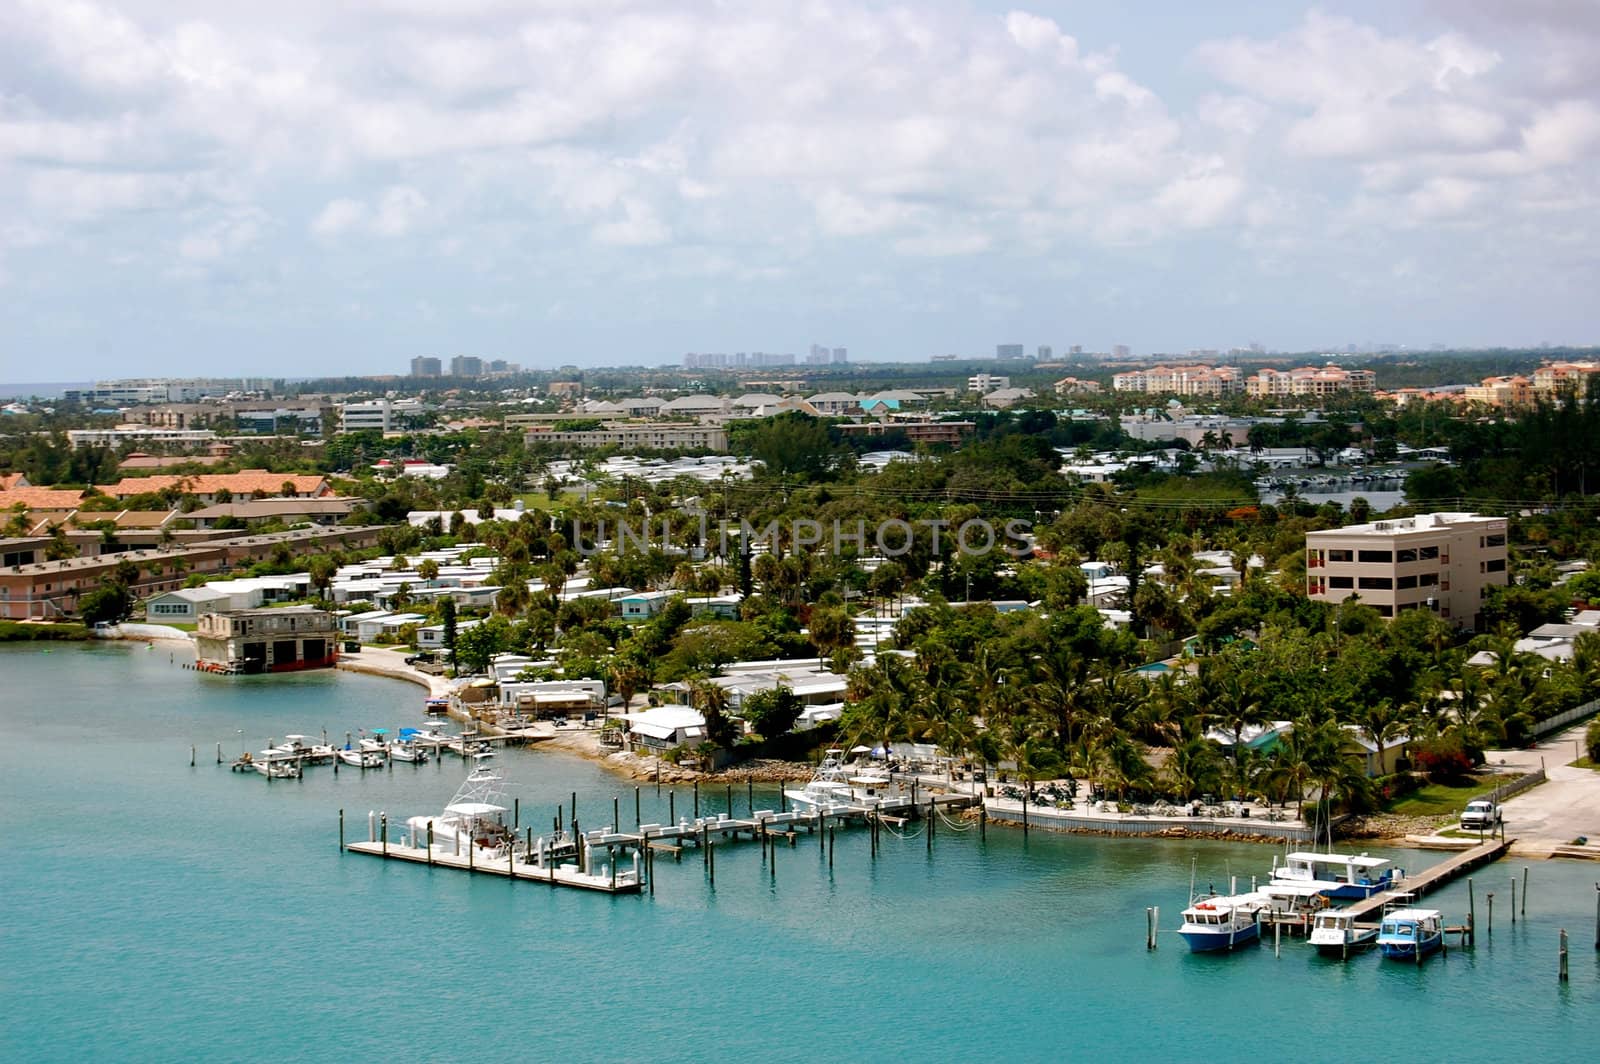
[2,1,1597,379]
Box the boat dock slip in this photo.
[342,793,978,894]
[1343,839,1513,922]
[344,839,642,893]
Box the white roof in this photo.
[1283,852,1389,868]
[445,802,507,816]
[1383,909,1441,921]
[621,705,707,741]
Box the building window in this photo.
[1483,534,1506,548]
[1419,573,1439,587]
[1357,550,1392,563]
[1374,605,1393,617]
[1358,576,1393,590]
[1397,575,1419,589]
[1486,558,1506,573]
[1396,548,1418,563]
[1329,576,1354,589]
[1419,546,1440,560]
[1327,549,1354,563]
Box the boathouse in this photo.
[194,606,338,674]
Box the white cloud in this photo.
[311,186,426,239]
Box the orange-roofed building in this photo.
[0,473,30,490]
[0,487,90,510]
[95,470,333,504]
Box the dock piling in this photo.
[216,742,223,764]
[726,784,732,817]
[635,787,641,828]
[1145,907,1155,950]
[1274,919,1281,958]
[190,745,195,767]
[338,808,344,852]
[428,822,434,865]
[1522,867,1528,917]
[669,792,676,825]
[828,827,835,870]
[1469,879,1477,946]
[571,791,577,830]
[513,798,519,831]
[1487,892,1494,936]
[1559,929,1569,982]
[693,781,699,819]
[614,795,619,834]
[708,841,715,888]
[1512,877,1517,924]
[748,779,753,816]
[1593,882,1598,950]
[381,812,388,857]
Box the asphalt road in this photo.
[1485,722,1600,851]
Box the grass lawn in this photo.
[1575,757,1600,773]
[0,620,91,642]
[1386,775,1491,817]
[512,492,582,511]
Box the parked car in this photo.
[1460,799,1503,831]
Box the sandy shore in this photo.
[336,646,457,698]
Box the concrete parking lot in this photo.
[1485,723,1600,854]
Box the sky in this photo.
[2,0,1598,380]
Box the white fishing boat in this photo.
[784,749,864,810]
[1271,851,1403,900]
[1177,891,1269,952]
[1309,910,1379,958]
[337,747,384,769]
[386,731,430,763]
[272,735,336,763]
[405,753,516,859]
[252,751,302,778]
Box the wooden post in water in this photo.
[693,780,699,819]
[381,813,387,857]
[1593,882,1599,950]
[927,802,933,854]
[647,847,654,896]
[708,841,715,888]
[980,802,986,841]
[1559,929,1569,982]
[669,792,676,825]
[1145,907,1155,949]
[191,745,196,766]
[726,784,732,816]
[1468,878,1477,946]
[1512,877,1517,924]
[1022,787,1029,836]
[571,791,577,830]
[614,795,620,834]
[427,822,434,865]
[1487,892,1494,935]
[635,787,641,828]
[338,808,344,852]
[513,798,519,831]
[216,742,223,764]
[1274,918,1281,958]
[748,779,754,816]
[829,827,835,870]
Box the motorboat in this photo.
[1310,910,1379,958]
[405,753,516,860]
[1377,907,1443,962]
[252,751,302,778]
[425,698,450,716]
[387,730,430,763]
[1177,892,1269,952]
[784,749,864,810]
[1270,852,1402,900]
[272,735,336,763]
[337,747,384,769]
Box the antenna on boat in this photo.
[1189,855,1197,904]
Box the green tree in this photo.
[744,685,804,740]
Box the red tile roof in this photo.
[0,473,29,490]
[0,487,88,510]
[96,470,332,498]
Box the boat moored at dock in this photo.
[1178,893,1269,952]
[1377,906,1444,962]
[1271,852,1402,900]
[1309,910,1379,958]
[337,747,384,769]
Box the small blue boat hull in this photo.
[1379,934,1443,961]
[1180,923,1261,953]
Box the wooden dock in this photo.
[1343,838,1512,921]
[342,793,979,894]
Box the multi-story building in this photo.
[968,373,1010,393]
[1112,344,1131,359]
[1531,360,1600,399]
[449,355,484,378]
[1305,512,1508,630]
[831,347,848,364]
[1037,346,1053,361]
[1112,365,1242,397]
[525,423,728,451]
[339,398,424,434]
[996,344,1025,360]
[1463,375,1532,409]
[1245,365,1376,398]
[411,356,442,377]
[1053,376,1103,395]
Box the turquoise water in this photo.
[3,643,1597,1063]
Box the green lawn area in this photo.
[0,620,91,642]
[1575,757,1599,773]
[513,491,582,510]
[1386,775,1491,817]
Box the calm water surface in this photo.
[3,644,1595,1063]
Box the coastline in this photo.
[336,646,457,698]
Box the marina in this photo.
[6,645,1600,1064]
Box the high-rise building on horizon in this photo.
[450,355,484,377]
[831,347,847,363]
[1037,345,1053,360]
[1112,344,1131,359]
[410,356,442,377]
[996,344,1024,359]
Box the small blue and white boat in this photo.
[1271,851,1403,901]
[1377,908,1443,962]
[1178,893,1267,953]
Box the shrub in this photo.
[1411,734,1476,782]
[1586,718,1600,763]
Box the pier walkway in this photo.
[1344,838,1512,921]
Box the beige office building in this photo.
[1305,512,1508,630]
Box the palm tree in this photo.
[1163,735,1223,801]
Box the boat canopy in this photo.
[1283,852,1389,868]
[445,801,507,816]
